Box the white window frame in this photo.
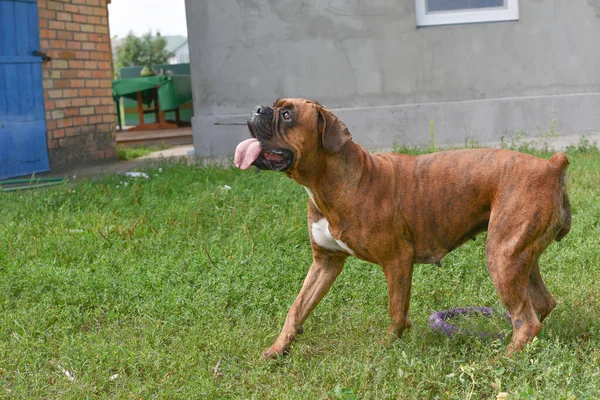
[415,0,519,27]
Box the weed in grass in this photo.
[117,143,171,161]
[429,120,437,153]
[567,135,600,153]
[500,130,531,152]
[0,148,599,398]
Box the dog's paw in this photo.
[505,340,526,356]
[381,320,412,346]
[387,320,412,336]
[380,326,400,347]
[380,333,398,347]
[261,345,289,360]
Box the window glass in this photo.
[427,0,505,12]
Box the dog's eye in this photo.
[282,110,291,120]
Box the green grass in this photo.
[0,145,599,399]
[117,143,171,161]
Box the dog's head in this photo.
[234,98,352,174]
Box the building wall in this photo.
[38,0,116,167]
[169,44,189,65]
[186,0,600,156]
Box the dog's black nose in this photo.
[253,105,272,116]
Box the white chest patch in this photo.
[311,218,355,255]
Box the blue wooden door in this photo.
[0,0,49,180]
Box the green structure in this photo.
[115,63,193,127]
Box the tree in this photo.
[114,31,173,77]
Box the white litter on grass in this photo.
[110,373,119,381]
[58,365,75,381]
[123,172,150,179]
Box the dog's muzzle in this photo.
[248,105,273,139]
[233,105,294,171]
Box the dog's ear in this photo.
[317,106,352,154]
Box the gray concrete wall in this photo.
[185,0,600,156]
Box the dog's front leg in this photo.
[382,251,415,343]
[262,250,346,359]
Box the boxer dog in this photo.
[234,98,571,358]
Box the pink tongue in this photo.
[234,138,262,170]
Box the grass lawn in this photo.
[0,146,598,399]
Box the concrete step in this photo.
[116,127,193,148]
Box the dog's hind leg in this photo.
[485,211,557,355]
[486,244,541,355]
[262,251,346,359]
[528,258,556,322]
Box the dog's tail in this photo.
[549,152,571,241]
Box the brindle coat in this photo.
[243,98,571,358]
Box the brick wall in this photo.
[38,0,116,167]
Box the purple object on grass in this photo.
[429,307,509,339]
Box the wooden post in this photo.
[136,91,144,125]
